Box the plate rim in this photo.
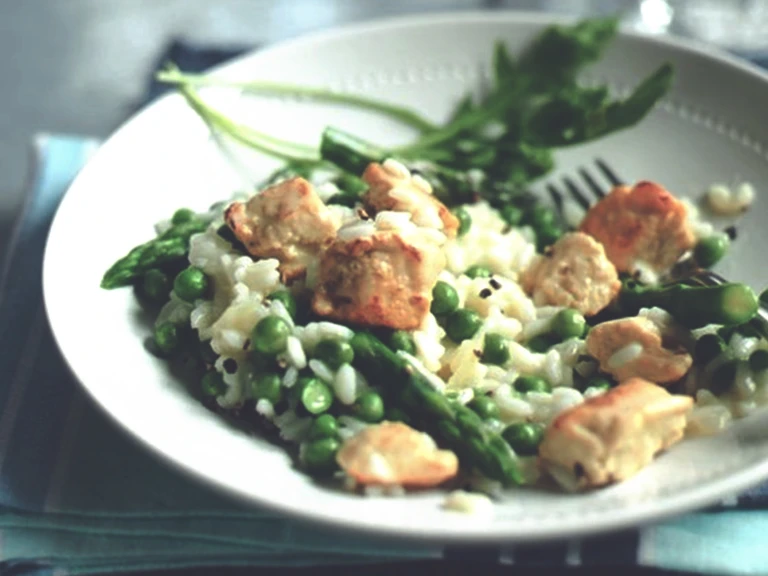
[41,10,768,543]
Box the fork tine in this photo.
[578,167,607,199]
[595,158,624,187]
[563,177,592,211]
[546,183,565,216]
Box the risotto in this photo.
[99,17,767,505]
[102,156,764,499]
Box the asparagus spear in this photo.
[349,332,523,486]
[619,280,759,329]
[101,218,208,289]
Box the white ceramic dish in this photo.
[43,11,768,542]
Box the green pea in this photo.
[201,370,226,397]
[482,333,510,365]
[299,378,334,415]
[141,269,171,303]
[453,207,472,236]
[308,414,339,440]
[431,281,460,316]
[314,339,354,370]
[693,233,729,269]
[527,334,555,353]
[171,208,196,225]
[251,316,291,355]
[465,265,492,279]
[353,391,385,423]
[300,437,340,473]
[749,349,768,372]
[502,422,545,456]
[173,267,210,303]
[267,290,297,320]
[710,360,738,396]
[585,376,612,392]
[468,395,500,420]
[250,372,283,404]
[514,375,551,394]
[389,330,416,355]
[446,309,483,342]
[526,205,556,229]
[551,308,586,341]
[153,322,179,356]
[384,407,410,424]
[536,223,563,252]
[694,334,727,366]
[501,205,523,227]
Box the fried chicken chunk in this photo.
[362,161,459,238]
[224,177,338,281]
[585,316,693,384]
[539,378,693,491]
[336,421,459,488]
[311,226,445,331]
[579,181,696,273]
[521,232,621,316]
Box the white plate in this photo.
[43,11,768,542]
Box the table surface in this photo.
[0,2,704,574]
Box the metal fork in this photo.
[543,159,768,336]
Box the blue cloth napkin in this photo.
[3,41,768,576]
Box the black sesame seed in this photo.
[574,462,585,478]
[242,339,251,351]
[489,278,502,290]
[479,288,492,299]
[473,349,483,358]
[223,358,238,374]
[725,225,738,240]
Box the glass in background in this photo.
[541,0,768,52]
[666,0,768,52]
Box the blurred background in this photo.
[2,0,768,254]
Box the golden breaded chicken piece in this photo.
[521,232,621,316]
[539,378,693,491]
[336,421,458,487]
[586,316,692,384]
[362,161,459,238]
[580,181,696,273]
[312,229,445,331]
[224,177,338,282]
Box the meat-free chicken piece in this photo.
[521,232,621,316]
[224,177,338,282]
[539,378,693,491]
[586,316,692,384]
[362,161,459,238]
[336,421,459,488]
[580,181,696,274]
[312,228,445,331]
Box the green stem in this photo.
[157,68,438,133]
[393,98,507,155]
[178,85,319,163]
